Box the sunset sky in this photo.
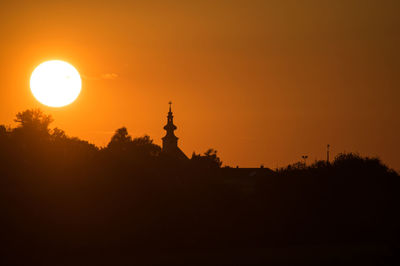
[1,0,399,169]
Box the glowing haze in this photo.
[0,1,399,169]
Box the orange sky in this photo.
[1,0,399,169]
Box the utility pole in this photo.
[327,144,330,164]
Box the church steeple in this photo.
[161,102,188,160]
[162,101,178,151]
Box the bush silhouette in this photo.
[191,148,222,169]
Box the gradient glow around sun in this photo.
[30,60,82,107]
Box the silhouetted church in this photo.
[162,102,188,160]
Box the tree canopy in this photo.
[14,108,53,133]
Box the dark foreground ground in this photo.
[1,131,400,265]
[3,244,399,265]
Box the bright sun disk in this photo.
[30,60,82,107]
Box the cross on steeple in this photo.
[168,101,172,112]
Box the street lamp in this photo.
[301,155,308,166]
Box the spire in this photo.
[166,101,175,125]
[162,102,178,150]
[161,102,188,160]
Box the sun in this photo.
[30,60,82,107]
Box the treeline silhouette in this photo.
[1,109,399,265]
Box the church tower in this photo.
[162,102,188,160]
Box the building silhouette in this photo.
[162,102,188,160]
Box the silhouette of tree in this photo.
[332,152,391,175]
[310,160,329,169]
[333,152,363,166]
[132,135,161,157]
[14,108,53,133]
[0,124,6,135]
[191,148,222,168]
[132,135,152,146]
[107,127,132,151]
[51,127,67,140]
[0,125,8,151]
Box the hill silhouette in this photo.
[0,109,399,265]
